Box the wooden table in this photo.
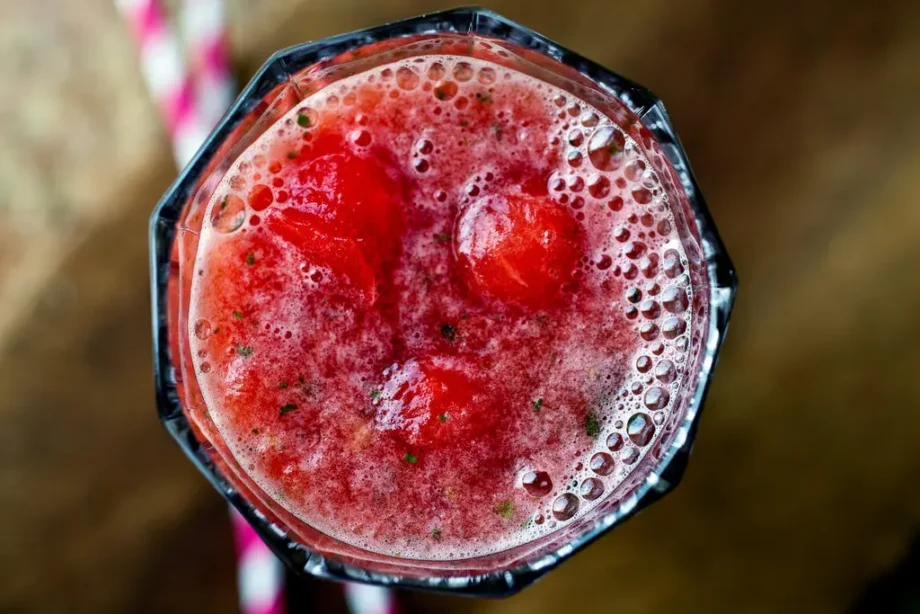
[2,0,920,612]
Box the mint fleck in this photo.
[278,380,288,390]
[251,427,260,435]
[434,87,447,100]
[279,403,298,416]
[220,195,228,210]
[437,413,449,423]
[245,252,255,266]
[433,232,452,244]
[440,324,457,342]
[475,92,493,104]
[232,310,243,320]
[520,518,532,529]
[296,113,311,127]
[432,528,442,541]
[495,500,515,519]
[459,119,469,127]
[532,398,543,411]
[237,345,253,358]
[585,411,600,438]
[404,452,418,464]
[212,327,221,334]
[286,151,298,159]
[370,389,382,402]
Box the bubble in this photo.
[194,319,212,340]
[452,61,474,82]
[396,66,420,90]
[626,288,642,303]
[653,412,666,425]
[614,227,630,243]
[624,160,646,182]
[646,282,661,296]
[640,300,661,319]
[663,249,684,278]
[632,188,653,205]
[644,386,670,410]
[553,95,566,107]
[621,447,640,465]
[477,66,497,84]
[661,286,689,313]
[580,112,599,127]
[657,219,672,235]
[639,254,659,278]
[588,126,626,171]
[588,175,611,199]
[589,452,615,476]
[567,129,584,146]
[676,336,690,351]
[630,381,643,395]
[580,478,604,501]
[625,241,647,259]
[433,81,458,101]
[572,196,585,210]
[552,494,579,520]
[639,322,659,341]
[414,159,430,173]
[427,62,446,80]
[655,359,677,383]
[522,471,553,497]
[416,138,434,155]
[662,317,687,339]
[568,176,585,192]
[200,362,211,374]
[211,194,246,233]
[567,151,584,168]
[608,196,624,211]
[343,92,357,106]
[625,306,638,320]
[567,103,580,117]
[623,263,639,280]
[606,432,624,451]
[651,341,664,356]
[596,255,613,270]
[352,130,371,147]
[627,413,655,446]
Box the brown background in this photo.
[2,0,920,612]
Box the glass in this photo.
[149,7,737,596]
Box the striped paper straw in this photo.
[179,0,236,127]
[115,0,210,166]
[231,510,286,614]
[121,1,398,611]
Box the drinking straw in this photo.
[114,2,285,613]
[114,0,209,166]
[117,1,398,611]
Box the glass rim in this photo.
[150,6,737,596]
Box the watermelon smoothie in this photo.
[187,55,701,560]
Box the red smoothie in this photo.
[189,55,699,559]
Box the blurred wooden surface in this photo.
[2,0,920,612]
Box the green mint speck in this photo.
[532,398,544,411]
[433,232,452,244]
[296,113,311,127]
[404,452,418,464]
[245,252,255,266]
[232,310,243,320]
[495,500,515,519]
[585,411,600,438]
[432,528,442,541]
[279,403,298,416]
[237,345,253,358]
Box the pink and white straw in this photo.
[115,0,209,166]
[119,1,398,611]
